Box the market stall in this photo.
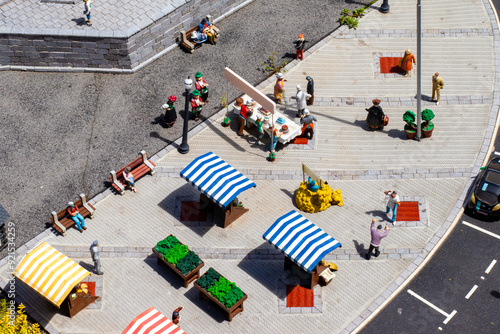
[180,152,256,228]
[13,242,98,317]
[122,307,186,334]
[263,210,342,289]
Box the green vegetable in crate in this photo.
[220,286,245,308]
[155,235,180,256]
[176,251,201,275]
[208,277,234,300]
[164,244,188,265]
[196,267,221,290]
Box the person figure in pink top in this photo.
[123,166,137,193]
[366,219,390,260]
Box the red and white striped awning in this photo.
[122,307,186,334]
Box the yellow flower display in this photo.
[0,299,41,334]
[295,181,343,213]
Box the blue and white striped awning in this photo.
[263,210,342,273]
[180,152,256,209]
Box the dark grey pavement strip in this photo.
[337,28,493,39]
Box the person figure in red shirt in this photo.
[237,98,252,136]
[172,306,183,325]
[190,90,204,121]
[194,72,209,103]
[67,202,87,233]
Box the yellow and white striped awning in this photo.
[13,242,91,307]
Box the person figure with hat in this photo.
[306,76,314,106]
[295,85,311,117]
[90,241,103,275]
[293,34,308,60]
[162,95,177,128]
[123,166,137,193]
[300,109,317,140]
[198,17,217,45]
[237,98,253,136]
[431,72,444,105]
[366,219,390,260]
[194,72,209,103]
[274,73,286,104]
[399,49,416,77]
[67,202,87,233]
[190,90,204,121]
[365,99,385,130]
[172,306,183,325]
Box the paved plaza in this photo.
[0,0,499,333]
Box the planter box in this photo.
[153,235,204,288]
[194,275,248,321]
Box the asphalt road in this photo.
[0,0,363,256]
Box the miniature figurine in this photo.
[83,0,92,26]
[306,76,314,106]
[274,73,286,104]
[365,99,385,130]
[293,34,308,60]
[162,95,177,128]
[307,177,319,192]
[199,17,217,45]
[172,306,183,325]
[255,116,264,143]
[190,90,204,121]
[366,219,390,260]
[295,85,311,117]
[90,240,103,275]
[123,166,137,193]
[431,72,444,105]
[300,109,317,140]
[194,72,209,103]
[238,99,252,136]
[271,127,282,153]
[399,49,416,77]
[384,190,401,224]
[67,202,87,233]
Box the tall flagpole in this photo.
[416,0,422,141]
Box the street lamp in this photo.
[380,0,390,13]
[178,77,193,154]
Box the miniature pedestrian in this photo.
[366,219,390,260]
[399,49,416,77]
[172,306,183,325]
[300,109,317,140]
[67,202,87,233]
[199,17,217,45]
[274,73,286,104]
[384,190,401,223]
[190,90,204,121]
[295,85,311,117]
[162,95,177,128]
[306,76,314,106]
[194,72,209,103]
[238,99,252,136]
[90,240,103,275]
[365,99,385,130]
[431,72,444,105]
[293,34,308,60]
[123,166,137,193]
[255,116,264,143]
[83,0,92,26]
[271,128,282,152]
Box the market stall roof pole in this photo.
[224,67,276,114]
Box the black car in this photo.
[467,157,500,218]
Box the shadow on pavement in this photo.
[387,129,407,140]
[183,285,226,323]
[352,239,367,258]
[365,210,387,221]
[78,261,95,273]
[143,256,185,290]
[491,290,500,298]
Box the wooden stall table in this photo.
[66,284,99,318]
[180,152,256,228]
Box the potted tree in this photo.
[421,108,435,138]
[403,110,417,139]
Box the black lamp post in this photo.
[380,0,390,13]
[178,77,193,154]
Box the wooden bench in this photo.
[51,194,95,236]
[110,150,156,195]
[179,15,220,53]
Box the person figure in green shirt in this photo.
[255,116,264,143]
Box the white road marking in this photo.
[494,151,500,155]
[481,276,485,280]
[485,259,497,274]
[407,290,457,324]
[462,221,500,240]
[438,327,443,331]
[465,285,478,299]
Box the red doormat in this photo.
[180,201,206,222]
[286,285,314,307]
[396,201,420,221]
[290,137,308,145]
[380,57,405,74]
[81,281,96,302]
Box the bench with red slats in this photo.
[51,194,95,236]
[109,150,156,195]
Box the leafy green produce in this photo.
[196,267,221,290]
[220,286,245,308]
[164,244,188,265]
[208,277,234,300]
[176,251,202,275]
[155,235,180,256]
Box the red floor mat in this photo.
[286,285,314,307]
[290,137,308,144]
[396,201,420,221]
[380,57,405,74]
[180,201,206,222]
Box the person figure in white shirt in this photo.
[384,190,401,224]
[295,85,311,117]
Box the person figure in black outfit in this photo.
[306,76,314,105]
[365,99,385,130]
[293,34,308,60]
[162,95,177,128]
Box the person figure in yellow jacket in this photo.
[431,72,444,105]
